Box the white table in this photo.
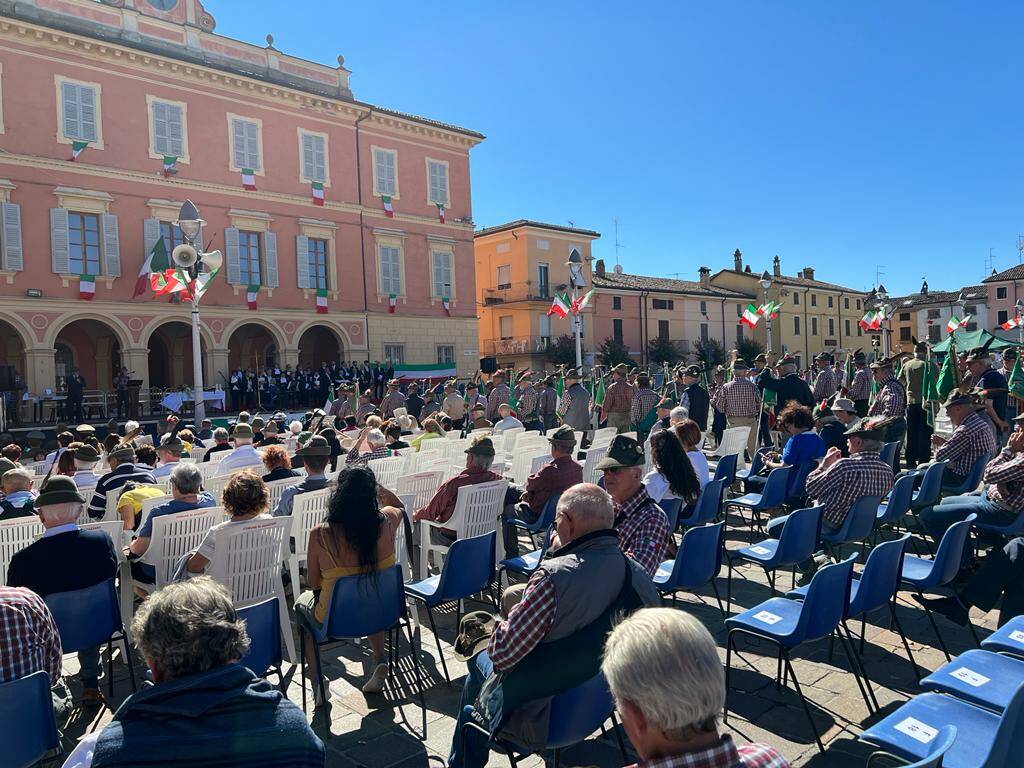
[160,390,226,413]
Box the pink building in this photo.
[983,265,1024,331]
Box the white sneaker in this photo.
[361,662,389,694]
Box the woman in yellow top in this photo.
[116,480,167,531]
[409,416,446,452]
[295,465,403,700]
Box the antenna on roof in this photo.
[985,247,996,278]
[874,265,885,287]
[1017,235,1023,264]
[613,217,625,267]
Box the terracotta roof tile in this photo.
[592,271,751,299]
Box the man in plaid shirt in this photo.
[515,377,542,431]
[847,352,872,416]
[603,364,636,433]
[868,357,907,459]
[603,608,790,768]
[0,587,68,714]
[711,359,761,457]
[485,371,511,421]
[811,353,838,400]
[378,379,406,419]
[930,391,996,487]
[354,390,376,425]
[630,373,661,442]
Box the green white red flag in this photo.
[442,296,451,316]
[79,275,95,300]
[135,236,170,298]
[571,288,595,314]
[311,181,325,206]
[859,311,882,331]
[381,195,394,218]
[316,288,328,314]
[388,293,397,313]
[241,168,257,191]
[437,203,445,223]
[247,284,259,310]
[1001,316,1022,331]
[740,304,761,328]
[70,141,89,161]
[546,293,571,318]
[947,315,970,334]
[163,156,179,176]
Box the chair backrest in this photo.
[396,470,446,512]
[264,478,298,510]
[434,532,496,603]
[290,487,333,564]
[144,507,220,587]
[836,494,884,543]
[324,563,405,639]
[712,452,739,485]
[775,505,824,566]
[713,427,750,461]
[879,441,899,472]
[134,493,171,533]
[879,473,917,524]
[529,453,551,478]
[961,451,992,492]
[850,534,909,617]
[581,444,609,485]
[659,497,683,532]
[900,726,957,768]
[914,461,948,508]
[448,480,508,539]
[983,681,1024,767]
[546,672,616,749]
[759,466,792,508]
[671,521,725,590]
[236,597,282,678]
[0,671,59,768]
[0,516,45,586]
[78,520,126,559]
[786,460,818,502]
[104,488,123,521]
[45,578,122,654]
[208,516,291,608]
[925,514,977,588]
[207,448,229,463]
[797,554,856,642]
[509,447,549,485]
[368,455,406,492]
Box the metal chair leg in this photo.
[840,621,878,713]
[299,624,308,714]
[726,560,734,614]
[723,632,735,724]
[709,579,726,618]
[425,604,451,684]
[783,651,824,753]
[917,592,951,661]
[888,601,922,681]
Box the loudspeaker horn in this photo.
[171,243,199,269]
[201,249,223,274]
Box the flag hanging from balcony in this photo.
[70,141,89,161]
[135,235,170,298]
[740,304,761,328]
[546,293,571,318]
[162,156,179,176]
[311,181,325,206]
[241,168,257,191]
[571,288,595,314]
[381,195,395,218]
[436,203,446,223]
[441,296,451,316]
[947,315,970,334]
[79,275,95,300]
[388,293,397,313]
[246,284,259,310]
[315,288,328,314]
[1001,316,1022,331]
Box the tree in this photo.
[735,337,765,365]
[544,334,578,367]
[646,336,684,366]
[597,337,633,367]
[694,338,726,369]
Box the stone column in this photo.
[208,347,230,392]
[23,348,56,396]
[122,347,151,390]
[281,346,300,370]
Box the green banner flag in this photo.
[1009,356,1024,403]
[935,340,961,402]
[594,375,605,406]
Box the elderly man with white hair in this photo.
[6,475,117,704]
[202,427,232,462]
[70,443,101,489]
[344,427,391,466]
[602,608,790,768]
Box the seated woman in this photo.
[55,443,79,477]
[384,421,409,451]
[262,444,300,483]
[675,419,710,488]
[410,417,445,452]
[295,465,404,700]
[117,480,168,531]
[643,429,703,507]
[755,403,825,492]
[186,471,270,574]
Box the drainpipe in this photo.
[354,108,373,354]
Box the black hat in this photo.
[596,435,645,470]
[853,350,867,363]
[753,353,768,363]
[683,365,702,378]
[564,368,581,381]
[297,435,331,457]
[732,358,749,371]
[869,355,896,369]
[843,415,893,439]
[251,416,266,429]
[547,425,576,448]
[0,458,16,478]
[611,363,629,375]
[778,355,799,367]
[465,436,495,457]
[74,444,100,463]
[109,444,136,463]
[815,352,831,361]
[965,347,992,363]
[454,611,496,662]
[1003,348,1018,359]
[36,475,85,507]
[158,436,184,453]
[943,390,984,410]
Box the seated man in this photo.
[216,423,262,475]
[646,397,676,439]
[467,404,493,432]
[0,467,35,520]
[201,427,232,462]
[0,586,68,716]
[602,607,790,768]
[501,425,582,559]
[59,578,325,768]
[413,436,500,543]
[272,436,331,517]
[598,435,670,577]
[7,476,117,705]
[492,403,524,434]
[198,418,214,442]
[448,484,659,768]
[128,463,216,584]
[87,444,157,520]
[344,428,391,466]
[152,435,183,479]
[257,419,285,447]
[929,390,996,489]
[71,443,101,490]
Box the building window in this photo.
[431,248,453,299]
[856,299,862,310]
[828,318,834,337]
[437,345,455,365]
[652,298,674,310]
[997,287,1008,299]
[612,296,621,310]
[928,326,940,343]
[372,147,398,197]
[378,243,402,295]
[299,130,328,184]
[658,320,669,339]
[307,238,329,290]
[700,301,708,316]
[496,264,511,290]
[828,295,835,308]
[159,221,186,252]
[613,318,623,344]
[426,158,449,206]
[811,317,818,336]
[68,211,101,276]
[844,297,850,309]
[793,293,800,306]
[965,304,978,316]
[899,312,911,321]
[499,315,514,340]
[845,319,851,336]
[857,324,862,336]
[998,310,1009,326]
[383,344,405,365]
[536,239,550,251]
[736,324,744,341]
[539,313,550,339]
[794,316,801,335]
[700,323,709,342]
[229,115,262,171]
[927,308,940,319]
[149,98,186,161]
[967,320,978,332]
[900,327,911,342]
[58,78,100,145]
[237,230,262,286]
[537,264,549,299]
[811,294,817,307]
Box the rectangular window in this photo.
[927,308,940,319]
[967,321,978,332]
[899,312,911,321]
[612,296,621,310]
[536,239,550,251]
[499,315,514,340]
[496,264,511,289]
[998,310,1009,325]
[658,320,669,339]
[613,318,623,344]
[238,230,261,286]
[60,80,98,142]
[811,317,818,335]
[378,244,402,295]
[383,344,405,365]
[844,297,850,309]
[701,301,708,315]
[68,212,101,276]
[845,319,851,336]
[900,327,912,342]
[736,324,744,341]
[736,303,743,317]
[427,158,449,205]
[437,345,455,365]
[432,249,452,298]
[856,299,862,310]
[539,313,551,339]
[811,294,817,307]
[300,131,327,183]
[827,295,834,309]
[373,147,398,197]
[150,99,185,159]
[857,324,863,336]
[700,323,709,342]
[997,287,1008,299]
[828,318,835,337]
[230,116,261,171]
[793,316,801,335]
[793,293,800,306]
[652,298,674,310]
[965,304,978,315]
[307,238,329,290]
[159,221,186,252]
[928,326,940,343]
[537,264,549,299]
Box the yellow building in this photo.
[474,220,600,370]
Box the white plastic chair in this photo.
[207,449,229,463]
[287,487,332,593]
[0,516,45,586]
[419,479,508,578]
[396,470,446,513]
[709,426,750,471]
[592,427,617,445]
[79,520,128,557]
[368,455,407,492]
[529,453,551,477]
[507,447,549,486]
[265,478,297,511]
[581,444,610,485]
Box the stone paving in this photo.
[46,518,996,768]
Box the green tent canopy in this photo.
[930,328,1021,353]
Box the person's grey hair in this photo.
[131,577,250,681]
[38,501,81,525]
[855,436,883,453]
[467,452,494,471]
[125,420,140,434]
[213,427,229,442]
[289,420,303,435]
[669,406,688,424]
[1,467,32,490]
[170,462,202,495]
[558,483,614,530]
[73,458,97,471]
[602,608,724,735]
[233,436,253,446]
[366,428,386,448]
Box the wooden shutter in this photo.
[1,203,23,272]
[152,101,169,155]
[167,104,184,157]
[102,213,121,277]
[79,85,97,142]
[61,82,80,139]
[302,134,324,181]
[50,208,70,274]
[429,161,447,204]
[232,120,248,169]
[295,234,310,289]
[263,230,279,288]
[225,227,241,284]
[245,121,260,170]
[143,218,161,261]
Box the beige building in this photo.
[889,281,986,347]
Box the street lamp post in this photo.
[759,270,773,354]
[567,248,585,370]
[1016,299,1024,346]
[875,284,891,357]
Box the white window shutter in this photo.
[314,137,326,181]
[301,135,315,180]
[225,227,241,284]
[232,120,247,169]
[264,230,279,288]
[61,82,79,139]
[102,213,121,277]
[79,86,97,142]
[152,102,168,154]
[1,202,23,272]
[167,105,183,157]
[50,208,70,274]
[295,234,310,289]
[245,122,260,170]
[143,218,161,261]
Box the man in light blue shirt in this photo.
[217,424,263,476]
[152,436,183,479]
[273,436,331,517]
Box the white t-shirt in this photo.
[642,470,676,503]
[195,513,271,565]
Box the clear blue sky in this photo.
[215,1,1023,296]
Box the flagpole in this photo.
[567,249,585,371]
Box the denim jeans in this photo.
[448,651,493,768]
[920,493,1018,565]
[78,645,102,689]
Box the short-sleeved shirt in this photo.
[979,367,1009,422]
[139,493,217,538]
[117,485,168,523]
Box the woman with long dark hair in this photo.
[295,465,403,699]
[643,429,702,504]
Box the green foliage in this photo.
[646,336,684,366]
[597,337,633,367]
[544,334,578,367]
[735,337,765,366]
[695,338,726,368]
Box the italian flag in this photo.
[247,284,259,310]
[394,363,457,382]
[571,288,595,314]
[79,274,96,300]
[388,293,397,313]
[381,195,394,218]
[436,203,446,223]
[740,304,761,328]
[70,140,89,161]
[442,296,451,316]
[758,301,781,318]
[241,168,257,191]
[858,311,882,331]
[151,269,185,297]
[311,181,325,206]
[947,315,970,334]
[315,288,328,314]
[546,293,571,318]
[135,235,169,298]
[1001,316,1022,331]
[163,156,178,176]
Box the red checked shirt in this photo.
[486,384,511,420]
[812,367,838,400]
[603,380,635,415]
[631,387,661,425]
[625,735,790,768]
[0,587,62,684]
[488,568,556,672]
[805,451,894,528]
[613,487,670,576]
[379,391,406,418]
[712,377,761,418]
[868,374,907,419]
[984,448,1024,512]
[934,411,996,476]
[848,367,872,401]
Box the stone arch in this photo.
[45,312,132,351]
[50,316,128,391]
[296,323,346,370]
[226,321,286,372]
[221,316,288,354]
[138,316,216,351]
[145,320,211,390]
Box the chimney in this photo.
[595,259,605,278]
[733,248,743,271]
[698,266,710,288]
[773,255,781,277]
[803,266,815,281]
[921,279,929,295]
[797,270,804,279]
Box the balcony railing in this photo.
[486,336,552,356]
[483,282,554,305]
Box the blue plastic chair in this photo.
[513,493,560,544]
[981,615,1024,658]
[678,479,725,530]
[900,514,978,661]
[405,532,497,684]
[942,452,993,498]
[654,522,725,616]
[725,555,858,753]
[862,726,956,768]
[45,577,136,698]
[298,564,423,718]
[236,598,283,683]
[861,681,1024,768]
[913,461,949,511]
[713,452,740,486]
[727,465,792,529]
[876,473,918,532]
[821,495,884,556]
[0,671,60,768]
[499,527,553,582]
[659,497,683,532]
[880,441,900,472]
[922,649,1024,713]
[736,448,771,491]
[725,505,824,612]
[784,460,818,508]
